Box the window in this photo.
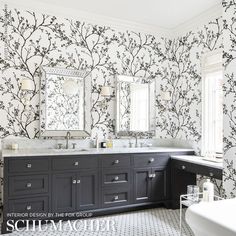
[202,51,223,156]
[130,83,149,131]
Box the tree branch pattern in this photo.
[46,75,82,130]
[0,5,227,200]
[0,6,223,142]
[222,159,236,198]
[156,18,222,144]
[223,0,236,198]
[0,7,65,139]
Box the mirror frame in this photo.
[40,66,91,138]
[116,75,156,137]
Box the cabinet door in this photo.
[133,168,151,203]
[77,170,99,210]
[52,173,77,212]
[171,162,196,209]
[151,168,167,201]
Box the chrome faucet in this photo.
[65,131,71,149]
[134,134,139,148]
[129,139,133,148]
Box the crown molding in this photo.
[171,4,222,38]
[0,0,172,38]
[1,0,222,39]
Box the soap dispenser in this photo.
[95,134,99,149]
[202,179,214,202]
[106,136,113,148]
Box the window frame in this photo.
[201,49,223,156]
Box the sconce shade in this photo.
[101,86,111,97]
[161,91,171,101]
[21,79,33,91]
[62,79,79,95]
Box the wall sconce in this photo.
[161,91,172,109]
[100,86,111,97]
[20,79,34,107]
[161,91,171,101]
[21,79,33,91]
[99,86,112,108]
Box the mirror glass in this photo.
[116,75,156,136]
[40,67,91,137]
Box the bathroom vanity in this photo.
[1,147,223,233]
[171,155,223,208]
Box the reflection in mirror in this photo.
[40,67,91,137]
[116,75,156,136]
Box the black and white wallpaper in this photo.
[119,81,131,131]
[45,75,83,131]
[156,19,223,148]
[0,5,161,140]
[222,0,236,198]
[0,5,223,142]
[1,2,236,199]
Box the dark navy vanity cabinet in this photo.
[5,150,223,234]
[133,153,170,204]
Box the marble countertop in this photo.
[171,155,223,169]
[1,148,223,170]
[2,147,194,157]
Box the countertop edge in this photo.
[1,148,195,158]
[171,155,223,169]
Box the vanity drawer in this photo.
[8,197,49,213]
[204,167,222,180]
[102,169,130,187]
[173,160,193,172]
[9,175,49,197]
[101,155,131,168]
[52,156,98,170]
[133,154,169,168]
[102,188,130,208]
[173,160,222,180]
[8,158,49,173]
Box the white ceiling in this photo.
[35,0,221,29]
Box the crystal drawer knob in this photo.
[74,161,79,166]
[149,174,155,178]
[26,205,31,210]
[27,164,32,168]
[26,183,32,188]
[149,158,154,163]
[182,165,186,170]
[77,180,80,184]
[209,172,214,177]
[114,176,119,181]
[114,160,119,164]
[114,195,119,201]
[72,180,77,184]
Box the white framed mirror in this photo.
[116,75,156,136]
[40,67,91,137]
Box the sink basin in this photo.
[52,148,89,152]
[185,198,236,236]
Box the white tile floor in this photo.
[4,208,193,236]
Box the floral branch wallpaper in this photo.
[0,1,236,198]
[45,75,83,131]
[156,19,223,147]
[222,0,236,198]
[0,5,222,142]
[119,82,131,131]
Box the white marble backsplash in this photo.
[1,137,193,151]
